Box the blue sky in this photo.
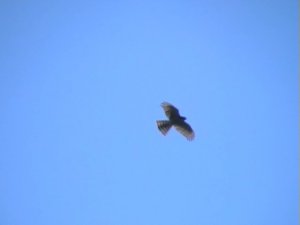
[0,0,298,225]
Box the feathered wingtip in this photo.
[161,102,171,107]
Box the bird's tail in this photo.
[156,120,172,136]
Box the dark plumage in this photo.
[156,102,195,141]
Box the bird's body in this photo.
[156,102,195,141]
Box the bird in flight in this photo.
[156,102,195,141]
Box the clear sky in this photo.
[0,0,298,225]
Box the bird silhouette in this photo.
[156,102,195,141]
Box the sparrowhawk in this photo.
[156,102,195,141]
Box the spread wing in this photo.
[161,102,180,119]
[174,120,195,141]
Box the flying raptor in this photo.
[156,102,195,141]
